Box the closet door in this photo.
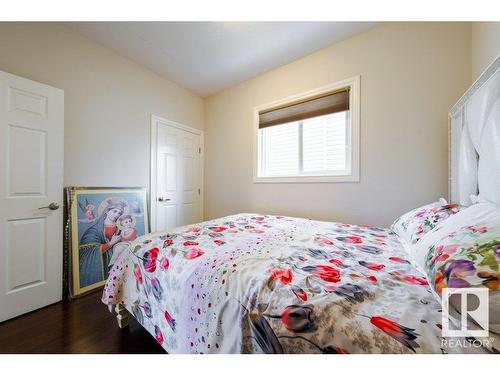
[151,116,202,231]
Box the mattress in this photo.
[101,213,484,353]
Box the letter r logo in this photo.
[442,288,489,337]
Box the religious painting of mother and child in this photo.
[68,187,149,296]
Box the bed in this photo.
[101,56,500,354]
[104,214,448,353]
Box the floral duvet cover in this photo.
[102,214,484,354]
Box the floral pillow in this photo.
[424,223,500,293]
[420,203,500,335]
[391,198,461,245]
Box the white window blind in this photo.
[258,111,349,178]
[303,112,347,173]
[260,121,299,176]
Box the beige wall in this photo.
[0,22,480,227]
[0,22,204,188]
[472,22,500,80]
[205,23,472,227]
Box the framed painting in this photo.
[67,187,149,296]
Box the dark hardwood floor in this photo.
[0,290,164,354]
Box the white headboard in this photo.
[449,55,500,206]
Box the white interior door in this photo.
[152,117,202,232]
[0,71,64,322]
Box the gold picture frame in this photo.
[66,187,149,297]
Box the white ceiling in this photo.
[66,22,378,97]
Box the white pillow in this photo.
[391,198,461,246]
[412,201,500,272]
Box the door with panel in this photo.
[0,71,64,322]
[153,118,202,232]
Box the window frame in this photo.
[253,76,360,183]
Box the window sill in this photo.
[253,174,359,184]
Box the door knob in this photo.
[158,197,171,202]
[38,202,60,210]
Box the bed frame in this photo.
[111,55,500,329]
[112,304,131,328]
[448,54,500,206]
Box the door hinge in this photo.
[198,188,200,195]
[198,147,201,154]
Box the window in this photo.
[254,77,360,183]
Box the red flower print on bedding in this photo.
[291,286,308,301]
[328,258,344,267]
[350,273,378,284]
[209,226,227,233]
[164,310,176,332]
[185,248,204,259]
[133,264,143,284]
[250,229,265,234]
[336,236,363,244]
[265,305,316,333]
[429,244,460,264]
[390,271,429,286]
[365,275,378,284]
[160,257,170,271]
[269,268,293,285]
[281,305,316,333]
[388,256,410,264]
[358,261,385,271]
[369,316,419,353]
[154,325,164,345]
[466,225,487,234]
[143,247,159,273]
[183,241,199,246]
[303,265,341,283]
[314,237,334,246]
[315,265,341,282]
